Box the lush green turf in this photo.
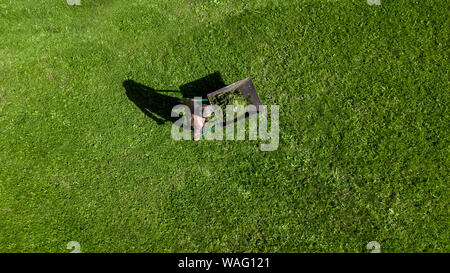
[0,0,448,252]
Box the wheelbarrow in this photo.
[206,77,263,127]
[181,77,263,139]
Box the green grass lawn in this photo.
[0,0,448,252]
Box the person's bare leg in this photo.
[193,114,205,141]
[186,98,208,141]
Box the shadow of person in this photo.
[123,72,226,125]
[123,80,179,124]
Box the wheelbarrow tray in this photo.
[207,77,262,127]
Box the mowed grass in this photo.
[0,0,448,252]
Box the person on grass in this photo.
[181,98,214,141]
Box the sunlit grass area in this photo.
[0,0,448,252]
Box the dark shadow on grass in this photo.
[123,80,179,124]
[179,71,225,99]
[123,72,226,125]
